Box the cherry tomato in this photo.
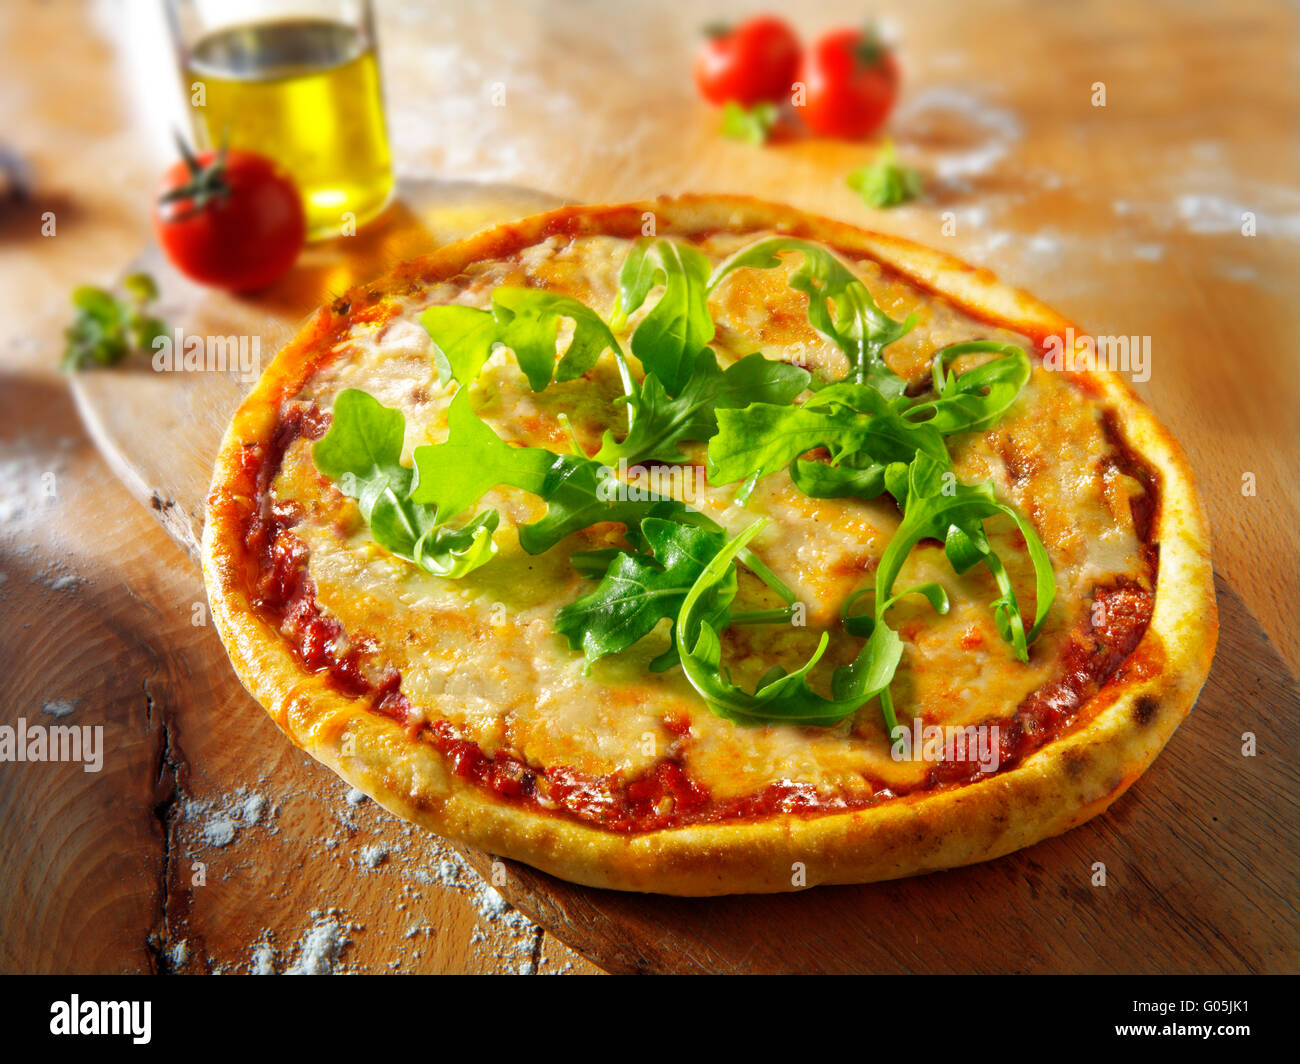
[799,28,900,139]
[152,144,305,292]
[694,16,802,107]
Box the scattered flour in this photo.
[241,793,267,825]
[40,699,76,718]
[358,844,388,869]
[250,937,277,975]
[0,450,64,529]
[478,886,509,919]
[287,910,355,975]
[1112,188,1300,242]
[182,786,276,849]
[203,820,236,848]
[396,828,541,973]
[895,86,1023,191]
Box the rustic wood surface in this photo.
[2,0,1297,974]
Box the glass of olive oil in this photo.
[166,0,394,241]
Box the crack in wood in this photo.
[145,674,183,975]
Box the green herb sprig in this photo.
[847,139,923,209]
[720,101,779,145]
[62,273,168,371]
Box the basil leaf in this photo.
[708,237,915,396]
[555,518,731,664]
[418,287,621,392]
[618,238,715,396]
[595,349,809,465]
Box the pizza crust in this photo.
[202,195,1217,895]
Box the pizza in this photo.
[201,196,1217,895]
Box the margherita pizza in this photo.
[201,196,1217,895]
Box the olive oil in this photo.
[185,19,393,240]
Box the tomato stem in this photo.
[157,130,231,220]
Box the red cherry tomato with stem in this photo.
[694,16,802,107]
[799,28,900,139]
[152,139,305,292]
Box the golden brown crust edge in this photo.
[201,195,1218,896]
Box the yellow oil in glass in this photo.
[185,19,393,240]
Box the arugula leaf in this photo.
[707,237,916,396]
[408,390,557,519]
[788,451,889,502]
[413,510,501,578]
[312,389,499,578]
[842,583,950,638]
[876,452,1056,662]
[555,518,731,664]
[409,390,716,555]
[846,139,923,209]
[675,520,914,728]
[616,238,715,396]
[568,548,626,579]
[418,287,621,392]
[721,101,778,145]
[903,341,1031,435]
[594,348,809,465]
[707,380,947,498]
[708,343,1031,504]
[678,448,1055,729]
[520,452,714,555]
[313,388,435,549]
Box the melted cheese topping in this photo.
[272,231,1149,801]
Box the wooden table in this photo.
[1,0,1295,974]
